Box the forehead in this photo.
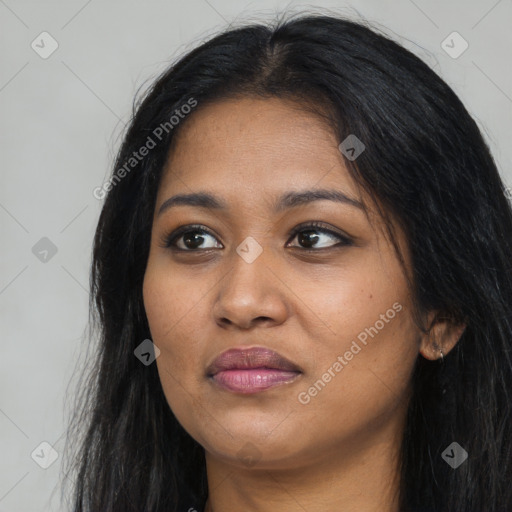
[158,96,358,198]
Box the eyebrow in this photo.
[157,189,364,216]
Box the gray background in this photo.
[1,0,511,510]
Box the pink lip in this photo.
[212,369,301,393]
[206,347,302,394]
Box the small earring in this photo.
[433,343,444,362]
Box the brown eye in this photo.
[163,225,223,251]
[287,223,353,250]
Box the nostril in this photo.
[255,316,272,323]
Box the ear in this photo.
[419,311,466,361]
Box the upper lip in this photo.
[206,347,302,376]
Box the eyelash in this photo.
[160,221,353,252]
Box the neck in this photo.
[202,423,403,512]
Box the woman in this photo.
[65,13,512,512]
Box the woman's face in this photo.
[143,96,424,470]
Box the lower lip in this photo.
[210,368,301,394]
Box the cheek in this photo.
[140,246,223,431]
[143,268,191,378]
[143,261,207,343]
[302,261,400,341]
[143,265,209,425]
[297,261,417,416]
[294,320,417,455]
[142,270,173,340]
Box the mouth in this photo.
[206,347,303,394]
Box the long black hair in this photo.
[64,12,512,512]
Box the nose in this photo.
[212,246,289,330]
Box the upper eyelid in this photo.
[287,222,350,240]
